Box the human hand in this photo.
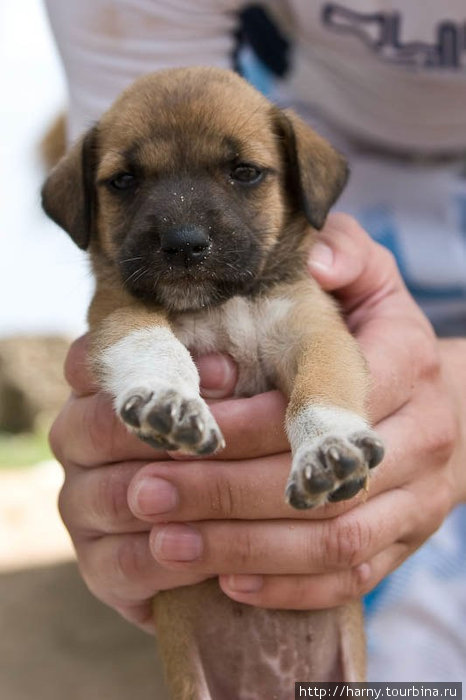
[51,338,245,632]
[51,213,465,631]
[214,213,464,608]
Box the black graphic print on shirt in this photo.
[322,3,466,68]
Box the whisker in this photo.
[152,271,164,292]
[124,266,147,283]
[132,268,149,283]
[120,256,144,264]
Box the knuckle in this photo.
[377,245,397,272]
[57,481,71,526]
[96,468,131,527]
[435,484,453,525]
[79,560,107,604]
[368,244,401,293]
[328,212,361,237]
[424,405,457,464]
[57,474,92,536]
[74,539,132,607]
[436,417,456,461]
[63,344,81,389]
[416,334,441,382]
[424,481,452,534]
[86,393,119,463]
[63,335,90,391]
[210,473,236,518]
[324,516,371,569]
[351,563,373,599]
[326,213,371,250]
[330,567,372,607]
[340,579,364,605]
[60,539,114,608]
[48,408,69,463]
[365,243,399,286]
[115,536,146,584]
[229,527,255,568]
[86,396,108,456]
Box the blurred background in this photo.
[0,2,161,697]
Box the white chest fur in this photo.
[172,295,294,396]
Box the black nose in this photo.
[160,226,211,266]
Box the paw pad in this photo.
[286,430,384,510]
[118,388,224,455]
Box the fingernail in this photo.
[132,477,179,516]
[197,353,235,399]
[308,241,334,271]
[225,575,263,593]
[153,524,203,562]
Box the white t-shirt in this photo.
[44,0,466,151]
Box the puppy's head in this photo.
[42,67,347,312]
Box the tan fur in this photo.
[39,112,66,171]
[279,280,368,417]
[42,67,383,699]
[87,286,169,353]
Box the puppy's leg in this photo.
[265,280,384,510]
[154,579,357,699]
[88,292,224,455]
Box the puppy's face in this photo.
[43,67,347,312]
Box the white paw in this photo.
[118,387,225,455]
[286,429,384,510]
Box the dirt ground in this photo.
[0,461,169,700]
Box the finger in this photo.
[129,453,371,523]
[58,461,157,537]
[51,386,288,468]
[307,214,437,423]
[369,378,455,496]
[218,542,410,610]
[307,213,407,305]
[129,388,445,525]
[147,488,415,575]
[79,532,207,606]
[64,334,98,396]
[195,353,238,399]
[206,390,289,459]
[358,314,438,424]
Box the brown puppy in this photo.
[42,67,384,699]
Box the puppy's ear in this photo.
[274,108,348,229]
[41,126,98,250]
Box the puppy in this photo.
[42,67,384,700]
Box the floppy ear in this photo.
[41,126,98,250]
[274,108,349,229]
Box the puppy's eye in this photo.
[109,173,137,191]
[230,164,263,185]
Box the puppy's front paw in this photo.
[119,388,225,455]
[286,430,384,510]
